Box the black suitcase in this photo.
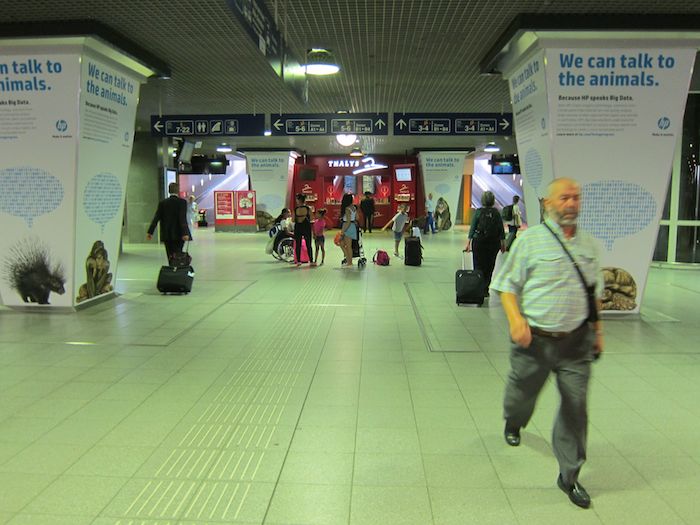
[157,265,194,294]
[404,236,422,266]
[456,250,485,305]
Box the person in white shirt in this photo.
[505,195,522,251]
[187,195,198,229]
[382,204,410,256]
[424,193,437,234]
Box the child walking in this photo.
[382,204,410,257]
[312,208,328,265]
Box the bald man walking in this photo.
[490,178,603,508]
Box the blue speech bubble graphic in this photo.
[523,148,544,191]
[0,167,64,227]
[434,183,451,195]
[83,173,123,233]
[578,180,657,250]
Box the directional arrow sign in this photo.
[393,113,513,136]
[150,114,265,137]
[271,113,389,136]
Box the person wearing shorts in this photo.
[382,204,410,256]
[312,208,327,265]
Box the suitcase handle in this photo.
[462,249,468,271]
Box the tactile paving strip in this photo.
[112,274,341,521]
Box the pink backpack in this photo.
[373,250,390,266]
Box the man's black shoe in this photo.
[557,475,591,509]
[504,426,520,446]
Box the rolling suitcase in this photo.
[404,236,423,266]
[456,250,485,305]
[157,265,194,294]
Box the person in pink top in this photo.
[312,208,328,265]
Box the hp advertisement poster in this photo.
[546,47,695,313]
[508,49,553,226]
[75,52,141,306]
[419,151,467,231]
[247,152,294,214]
[508,45,695,313]
[0,45,144,309]
[0,52,81,308]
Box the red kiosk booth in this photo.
[294,155,422,229]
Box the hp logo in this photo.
[657,117,671,130]
[56,120,68,132]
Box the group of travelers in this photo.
[271,192,419,267]
[147,182,525,277]
[270,194,329,267]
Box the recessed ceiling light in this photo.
[216,144,233,153]
[264,130,272,136]
[484,142,500,153]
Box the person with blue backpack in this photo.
[465,191,505,295]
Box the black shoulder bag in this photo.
[543,223,598,323]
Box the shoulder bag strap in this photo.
[542,222,588,288]
[543,222,599,324]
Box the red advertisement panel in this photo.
[214,191,234,224]
[234,190,256,224]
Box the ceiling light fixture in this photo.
[264,130,272,136]
[349,147,363,157]
[484,142,500,153]
[336,134,357,147]
[216,144,233,153]
[304,48,340,75]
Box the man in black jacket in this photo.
[147,182,192,261]
[359,192,375,233]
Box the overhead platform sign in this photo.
[270,113,389,136]
[393,113,513,136]
[150,114,265,137]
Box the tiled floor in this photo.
[1,227,699,524]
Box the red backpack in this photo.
[373,250,390,266]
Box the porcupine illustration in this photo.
[3,238,66,304]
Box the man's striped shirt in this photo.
[490,219,603,332]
